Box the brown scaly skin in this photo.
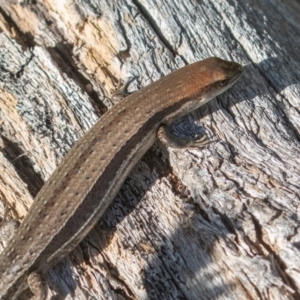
[0,57,243,299]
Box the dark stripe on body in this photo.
[34,95,195,269]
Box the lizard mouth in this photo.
[227,63,244,87]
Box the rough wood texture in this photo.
[0,0,299,299]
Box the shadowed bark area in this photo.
[0,0,299,299]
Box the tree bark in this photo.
[0,0,300,299]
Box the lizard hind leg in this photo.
[27,271,48,300]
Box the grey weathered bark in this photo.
[0,0,300,299]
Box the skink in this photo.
[0,57,243,299]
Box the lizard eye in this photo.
[220,79,230,86]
